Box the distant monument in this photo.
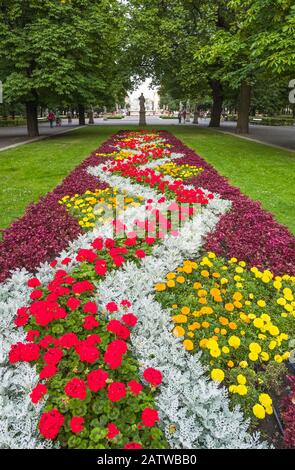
[139,93,146,126]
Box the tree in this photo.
[0,0,128,136]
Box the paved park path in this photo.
[0,116,294,152]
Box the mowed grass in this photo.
[0,124,294,234]
[170,126,295,234]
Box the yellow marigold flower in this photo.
[235,266,244,274]
[176,276,185,284]
[200,306,213,315]
[249,342,261,354]
[260,352,270,361]
[257,300,266,308]
[230,257,237,263]
[210,287,220,297]
[187,332,194,338]
[225,303,234,312]
[284,303,293,312]
[233,292,243,301]
[172,314,187,323]
[211,368,225,382]
[199,338,208,348]
[237,374,247,385]
[212,272,220,278]
[277,297,286,306]
[282,351,290,360]
[199,297,207,305]
[269,325,279,336]
[181,306,190,315]
[201,270,209,277]
[166,272,176,280]
[253,404,266,419]
[253,318,264,329]
[228,335,241,349]
[227,360,234,368]
[222,346,230,354]
[166,280,175,288]
[238,261,246,267]
[229,385,237,393]
[183,339,194,351]
[202,321,210,328]
[239,361,248,368]
[208,252,216,259]
[229,322,237,330]
[173,326,185,337]
[214,327,220,334]
[248,352,259,361]
[265,405,273,415]
[219,316,228,326]
[268,340,277,350]
[259,393,272,407]
[220,328,227,335]
[236,384,248,396]
[210,348,221,358]
[274,354,282,363]
[193,282,202,289]
[198,289,207,297]
[220,278,228,285]
[189,322,201,331]
[273,280,282,290]
[154,283,166,292]
[172,304,178,309]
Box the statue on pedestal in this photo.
[139,93,146,126]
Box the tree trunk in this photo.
[78,104,86,125]
[193,103,199,124]
[209,79,223,127]
[26,101,39,137]
[236,81,251,134]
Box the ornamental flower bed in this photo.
[154,252,295,428]
[1,130,295,449]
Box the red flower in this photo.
[39,335,55,348]
[95,260,107,276]
[61,257,72,265]
[30,383,47,404]
[145,237,155,245]
[75,341,99,364]
[106,302,118,313]
[76,249,97,263]
[83,315,99,330]
[14,310,29,327]
[122,313,137,327]
[64,378,87,400]
[87,369,108,392]
[26,330,40,342]
[50,260,57,267]
[85,334,101,346]
[39,409,64,440]
[9,343,40,363]
[83,302,97,315]
[91,237,103,250]
[120,299,132,308]
[40,364,58,380]
[107,320,130,340]
[66,297,81,311]
[112,255,125,267]
[72,281,95,295]
[58,332,79,349]
[135,249,146,259]
[124,237,137,247]
[128,380,143,396]
[27,278,41,288]
[44,348,63,366]
[124,442,142,449]
[143,368,162,387]
[107,423,120,439]
[70,416,84,433]
[105,238,115,249]
[104,339,128,369]
[108,382,126,402]
[141,408,159,427]
[30,289,43,300]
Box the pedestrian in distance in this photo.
[182,109,187,123]
[178,110,182,124]
[48,111,55,128]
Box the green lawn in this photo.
[0,124,294,234]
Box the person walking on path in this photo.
[48,111,55,128]
[56,110,62,127]
[182,109,187,123]
[178,110,182,124]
